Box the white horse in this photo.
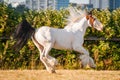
[13,8,103,73]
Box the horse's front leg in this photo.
[73,44,96,68]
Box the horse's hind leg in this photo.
[32,36,54,73]
[40,50,55,73]
[42,43,57,73]
[32,43,55,73]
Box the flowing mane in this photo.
[65,7,87,28]
[67,7,87,24]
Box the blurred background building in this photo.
[26,0,56,10]
[70,0,120,10]
[0,0,120,10]
[25,0,69,10]
[56,0,69,10]
[109,0,120,9]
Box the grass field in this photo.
[0,70,120,80]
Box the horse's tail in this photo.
[13,20,35,52]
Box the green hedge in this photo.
[0,3,120,70]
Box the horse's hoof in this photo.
[52,70,56,73]
[47,68,56,73]
[91,66,96,69]
[90,64,96,69]
[48,70,56,73]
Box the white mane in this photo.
[64,7,87,29]
[67,7,87,24]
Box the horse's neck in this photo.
[65,17,88,34]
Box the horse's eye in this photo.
[89,15,92,17]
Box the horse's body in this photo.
[34,27,74,50]
[13,8,103,73]
[34,17,88,50]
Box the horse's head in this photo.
[86,14,103,31]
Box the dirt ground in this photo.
[0,70,120,80]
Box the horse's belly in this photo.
[53,41,72,50]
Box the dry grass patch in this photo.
[0,70,120,80]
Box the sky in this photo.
[9,0,89,4]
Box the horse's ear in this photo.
[86,10,92,16]
[88,11,92,15]
[88,9,94,15]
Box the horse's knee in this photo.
[40,55,47,62]
[40,56,43,62]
